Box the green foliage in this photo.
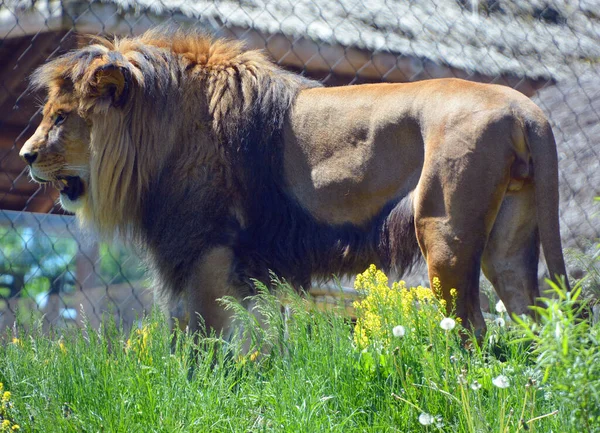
[514,281,600,432]
[3,270,598,433]
[0,227,145,299]
[0,227,78,298]
[0,381,19,431]
[566,245,600,299]
[97,243,146,286]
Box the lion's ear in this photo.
[88,64,131,108]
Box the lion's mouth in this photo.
[56,176,84,201]
[32,174,84,201]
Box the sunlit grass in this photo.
[1,269,598,432]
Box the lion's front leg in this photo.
[168,246,245,339]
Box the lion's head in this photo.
[20,36,146,234]
[21,29,315,238]
[21,88,90,212]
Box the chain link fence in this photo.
[1,0,599,332]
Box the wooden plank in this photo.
[0,191,58,213]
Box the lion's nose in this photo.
[20,151,38,165]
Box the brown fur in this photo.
[21,29,568,336]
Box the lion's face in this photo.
[20,95,91,212]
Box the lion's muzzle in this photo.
[20,150,38,165]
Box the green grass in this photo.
[1,277,599,433]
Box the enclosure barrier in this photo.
[0,0,598,332]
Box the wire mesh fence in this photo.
[0,0,599,332]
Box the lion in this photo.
[20,28,568,337]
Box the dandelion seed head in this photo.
[554,322,562,340]
[471,380,482,390]
[392,325,406,338]
[440,317,456,331]
[419,412,435,426]
[494,317,506,327]
[495,300,506,313]
[492,375,510,389]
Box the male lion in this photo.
[20,29,568,336]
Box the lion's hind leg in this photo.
[481,183,540,318]
[413,144,511,334]
[414,211,488,333]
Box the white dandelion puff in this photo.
[392,325,406,338]
[418,412,435,426]
[492,375,510,389]
[439,317,456,331]
[470,380,482,390]
[495,300,507,313]
[555,322,562,340]
[494,317,506,327]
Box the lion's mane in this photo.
[31,29,421,293]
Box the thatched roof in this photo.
[2,0,599,82]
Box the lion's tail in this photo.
[523,115,569,289]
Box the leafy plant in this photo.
[514,281,600,432]
[2,268,597,432]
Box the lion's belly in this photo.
[291,162,415,225]
[283,119,424,226]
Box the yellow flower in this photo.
[2,391,11,402]
[431,276,442,294]
[11,425,19,431]
[10,338,21,347]
[2,420,10,430]
[353,265,447,348]
[127,324,154,364]
[59,341,66,354]
[249,351,260,362]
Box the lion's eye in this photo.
[54,112,67,126]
